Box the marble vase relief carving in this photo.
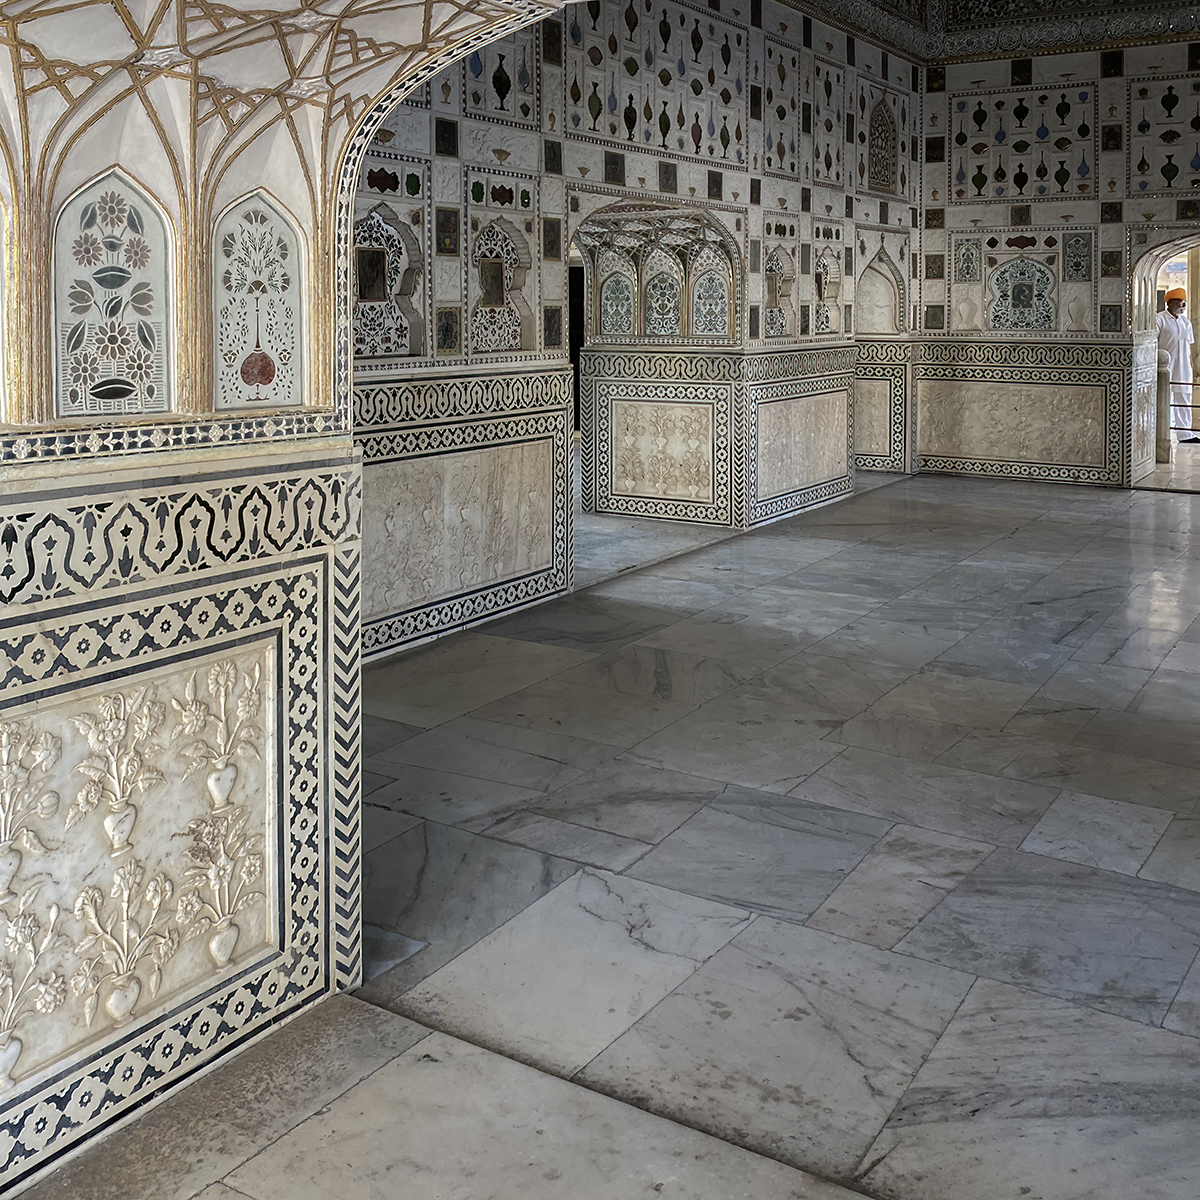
[0,646,274,1094]
[612,401,714,501]
[54,171,170,419]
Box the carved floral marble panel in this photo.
[756,392,849,500]
[854,378,893,457]
[361,441,553,620]
[610,401,714,502]
[918,380,1106,466]
[0,645,275,1097]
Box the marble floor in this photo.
[1136,442,1200,493]
[34,472,1200,1199]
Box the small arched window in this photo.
[471,221,527,352]
[55,171,171,417]
[600,274,634,335]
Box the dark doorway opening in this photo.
[569,263,585,432]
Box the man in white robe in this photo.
[1158,287,1197,442]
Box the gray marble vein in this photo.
[1165,948,1200,1037]
[362,713,422,757]
[226,1033,860,1200]
[551,641,760,705]
[578,919,973,1181]
[361,805,422,853]
[734,654,912,719]
[1075,708,1200,770]
[823,711,970,762]
[368,715,619,793]
[626,798,890,919]
[357,822,579,1000]
[895,847,1200,1024]
[481,593,686,653]
[397,870,754,1074]
[791,746,1056,847]
[634,617,803,674]
[806,616,967,670]
[861,978,1200,1200]
[531,759,735,843]
[806,824,993,949]
[365,762,542,826]
[465,810,650,871]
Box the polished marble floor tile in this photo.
[362,924,426,982]
[1019,791,1174,875]
[364,762,542,827]
[1138,817,1200,891]
[369,715,619,794]
[358,822,579,1001]
[470,674,698,747]
[824,710,970,762]
[792,746,1056,847]
[895,847,1200,1024]
[625,691,845,794]
[578,919,973,1180]
[481,593,684,654]
[551,641,760,705]
[735,654,912,720]
[363,633,593,727]
[806,616,967,670]
[806,824,993,949]
[1128,666,1200,722]
[398,870,753,1074]
[361,804,422,853]
[531,759,735,843]
[869,669,1037,730]
[1071,621,1183,671]
[361,713,422,756]
[635,617,804,674]
[937,730,1200,814]
[1074,708,1200,770]
[860,978,1200,1200]
[24,998,428,1200]
[226,1032,859,1200]
[463,810,650,871]
[626,798,890,920]
[1165,949,1200,1037]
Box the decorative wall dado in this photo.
[0,442,361,1190]
[854,340,912,472]
[915,342,1131,484]
[355,367,571,658]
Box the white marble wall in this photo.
[757,392,850,499]
[363,440,553,620]
[852,377,893,458]
[610,401,715,503]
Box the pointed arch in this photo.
[868,98,898,194]
[597,247,637,337]
[353,202,426,358]
[858,244,907,335]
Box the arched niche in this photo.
[642,246,684,337]
[597,247,637,336]
[764,246,795,337]
[690,244,732,338]
[353,203,426,358]
[987,257,1056,331]
[857,245,906,335]
[815,248,842,334]
[53,169,172,419]
[214,193,305,409]
[470,217,533,353]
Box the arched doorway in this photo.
[1131,231,1200,492]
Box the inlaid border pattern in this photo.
[354,368,570,430]
[855,340,911,472]
[0,462,360,606]
[914,340,1131,485]
[0,557,332,1190]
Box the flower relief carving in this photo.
[170,661,265,968]
[597,248,635,337]
[764,249,791,337]
[215,197,303,409]
[55,171,170,418]
[987,257,1056,331]
[867,98,898,194]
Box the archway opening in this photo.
[1131,232,1200,492]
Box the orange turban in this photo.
[1166,287,1188,301]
